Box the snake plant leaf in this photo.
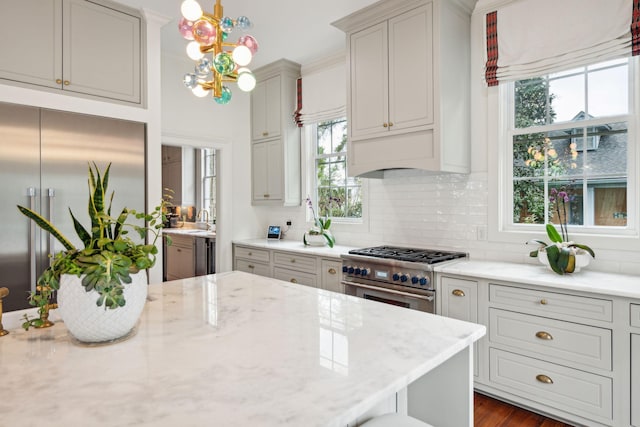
[69,207,91,247]
[545,224,563,243]
[570,243,596,258]
[113,207,128,240]
[544,245,564,275]
[17,205,76,251]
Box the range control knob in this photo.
[354,267,362,275]
[400,274,408,282]
[419,277,429,286]
[342,265,348,273]
[411,276,419,284]
[360,268,369,276]
[392,273,400,281]
[348,266,355,274]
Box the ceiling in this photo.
[113,0,381,69]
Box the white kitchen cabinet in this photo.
[632,334,640,426]
[333,0,473,177]
[273,267,317,288]
[0,0,141,104]
[166,235,195,280]
[251,139,283,202]
[321,259,343,293]
[250,75,281,141]
[250,59,301,206]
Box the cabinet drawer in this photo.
[234,246,270,263]
[632,334,640,427]
[273,251,317,272]
[235,259,270,277]
[274,267,317,287]
[489,308,612,371]
[167,234,194,248]
[489,348,612,422]
[631,304,640,328]
[489,284,612,323]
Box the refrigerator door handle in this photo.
[47,188,56,264]
[28,187,37,293]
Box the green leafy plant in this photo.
[18,163,167,329]
[527,188,595,274]
[303,196,335,248]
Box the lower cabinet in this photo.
[232,244,345,293]
[633,334,640,427]
[166,235,195,280]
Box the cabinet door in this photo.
[349,22,388,140]
[63,0,141,103]
[321,259,343,293]
[388,5,433,131]
[440,276,477,323]
[251,75,281,141]
[0,0,62,89]
[166,242,195,280]
[633,334,640,426]
[162,161,182,206]
[252,140,283,203]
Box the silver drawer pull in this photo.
[290,278,298,284]
[536,374,553,384]
[535,331,553,340]
[328,268,337,275]
[452,289,465,297]
[540,298,548,305]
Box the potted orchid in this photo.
[303,196,335,248]
[527,187,595,274]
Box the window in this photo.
[509,58,631,229]
[202,148,216,222]
[314,118,362,221]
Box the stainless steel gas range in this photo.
[341,246,467,313]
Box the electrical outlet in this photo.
[286,220,292,226]
[477,225,487,241]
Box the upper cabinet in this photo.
[250,59,301,206]
[333,0,474,177]
[0,0,142,104]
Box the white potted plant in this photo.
[17,163,166,343]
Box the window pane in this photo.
[549,73,585,123]
[317,123,332,155]
[332,120,347,153]
[513,179,544,224]
[592,183,627,226]
[317,159,331,186]
[513,133,548,177]
[346,186,362,218]
[515,78,552,128]
[587,65,628,117]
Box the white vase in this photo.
[538,246,591,273]
[57,271,148,343]
[304,231,327,247]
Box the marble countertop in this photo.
[0,271,484,427]
[436,260,640,299]
[234,238,358,259]
[163,227,216,238]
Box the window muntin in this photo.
[314,118,362,220]
[510,59,629,229]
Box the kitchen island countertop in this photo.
[0,271,484,426]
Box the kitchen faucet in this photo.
[197,209,209,223]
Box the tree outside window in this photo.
[315,118,362,220]
[511,58,629,228]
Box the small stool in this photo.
[360,413,434,427]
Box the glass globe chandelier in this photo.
[178,0,259,104]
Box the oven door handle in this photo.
[341,280,435,302]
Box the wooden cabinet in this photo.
[321,259,343,293]
[250,60,301,206]
[166,234,195,280]
[250,75,281,141]
[632,334,640,426]
[0,0,141,104]
[333,0,473,177]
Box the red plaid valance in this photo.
[485,11,498,87]
[633,0,640,55]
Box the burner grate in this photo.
[348,246,466,264]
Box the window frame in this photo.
[489,57,640,250]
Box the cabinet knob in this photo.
[248,264,255,269]
[452,289,465,297]
[388,122,394,127]
[536,374,553,384]
[177,248,181,252]
[264,194,270,198]
[262,131,268,136]
[290,259,296,263]
[383,123,388,128]
[248,252,252,256]
[535,331,553,340]
[64,80,70,86]
[540,298,548,305]
[290,278,297,284]
[55,79,62,84]
[328,268,337,275]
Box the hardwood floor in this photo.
[474,393,575,427]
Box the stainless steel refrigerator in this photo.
[0,102,146,312]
